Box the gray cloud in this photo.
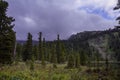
[7,0,115,40]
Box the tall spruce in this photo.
[113,1,120,67]
[56,34,65,63]
[56,34,61,63]
[113,1,120,79]
[114,0,120,23]
[38,32,42,60]
[0,0,16,64]
[41,38,46,66]
[22,33,33,61]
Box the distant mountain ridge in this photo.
[69,28,120,41]
[17,28,120,45]
[68,31,103,41]
[17,40,38,45]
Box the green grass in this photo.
[0,62,72,80]
[0,62,119,80]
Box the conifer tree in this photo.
[114,0,120,25]
[113,1,120,63]
[41,38,46,66]
[0,0,16,64]
[56,34,61,63]
[38,32,42,60]
[22,33,33,61]
[56,34,65,63]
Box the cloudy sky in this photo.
[6,0,118,40]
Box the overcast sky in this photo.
[6,0,118,40]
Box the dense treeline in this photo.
[108,32,120,62]
[15,32,92,68]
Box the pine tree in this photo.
[22,33,33,61]
[113,1,120,79]
[38,32,42,60]
[114,0,120,25]
[41,38,46,66]
[0,0,16,64]
[56,34,65,63]
[43,38,47,61]
[113,0,120,64]
[56,34,61,63]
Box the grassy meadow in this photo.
[0,61,119,80]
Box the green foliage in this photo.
[38,32,42,60]
[30,61,34,71]
[53,64,57,69]
[41,38,46,67]
[22,33,33,61]
[60,43,66,63]
[50,44,57,64]
[75,53,80,68]
[32,45,39,60]
[56,34,61,63]
[94,49,100,70]
[70,72,82,80]
[0,62,119,80]
[67,54,75,68]
[0,0,15,64]
[79,49,87,66]
[55,34,66,64]
[16,43,23,61]
[108,33,120,66]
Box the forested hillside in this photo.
[68,28,120,61]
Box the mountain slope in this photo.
[68,28,120,59]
